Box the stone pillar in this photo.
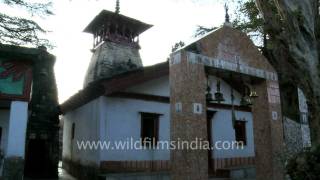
[252,80,284,180]
[170,50,208,180]
[3,101,28,179]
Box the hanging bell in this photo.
[240,84,254,106]
[206,86,214,102]
[240,96,248,106]
[206,76,214,102]
[214,92,225,103]
[213,80,225,103]
[249,91,258,98]
[206,92,213,102]
[240,96,253,106]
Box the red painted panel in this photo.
[0,60,32,101]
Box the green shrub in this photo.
[286,145,320,180]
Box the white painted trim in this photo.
[6,101,28,158]
[187,51,278,81]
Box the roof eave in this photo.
[83,10,153,34]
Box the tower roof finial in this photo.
[115,0,120,14]
[224,3,230,23]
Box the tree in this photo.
[253,0,320,144]
[171,41,185,52]
[286,145,320,180]
[194,25,217,38]
[232,0,265,48]
[226,0,320,145]
[0,0,53,47]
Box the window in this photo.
[140,113,160,147]
[71,123,75,140]
[235,120,247,145]
[0,127,2,147]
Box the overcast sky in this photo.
[3,0,231,102]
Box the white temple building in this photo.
[61,4,311,180]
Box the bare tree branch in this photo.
[0,13,52,48]
[2,0,53,17]
[0,0,53,48]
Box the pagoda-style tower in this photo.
[83,5,152,86]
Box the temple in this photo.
[83,7,152,86]
[0,1,313,179]
[60,2,311,180]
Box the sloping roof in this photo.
[176,25,276,73]
[60,62,169,114]
[0,44,54,61]
[61,25,275,114]
[173,27,221,53]
[83,10,152,35]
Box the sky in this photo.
[3,0,231,103]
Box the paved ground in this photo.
[57,168,76,180]
[25,162,76,180]
[56,161,76,180]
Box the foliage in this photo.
[194,25,217,38]
[232,0,263,35]
[171,41,185,52]
[231,0,266,48]
[187,1,266,48]
[0,0,53,48]
[171,0,265,54]
[286,146,320,180]
[230,0,320,176]
[170,25,217,54]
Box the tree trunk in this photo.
[255,0,320,143]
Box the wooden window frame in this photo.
[71,123,75,140]
[140,112,160,148]
[234,120,247,145]
[0,127,2,148]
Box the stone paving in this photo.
[25,162,76,180]
[57,168,76,180]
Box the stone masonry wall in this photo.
[170,51,208,180]
[182,25,285,180]
[283,117,303,155]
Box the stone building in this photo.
[283,88,311,155]
[0,45,59,179]
[61,4,286,180]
